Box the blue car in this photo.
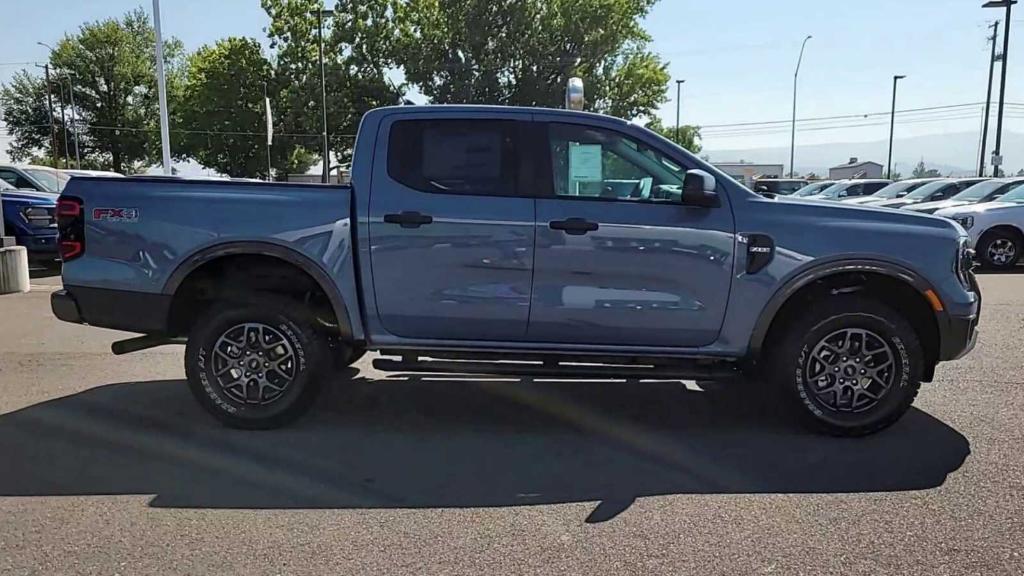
[0,179,59,265]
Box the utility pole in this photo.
[980,21,1000,176]
[38,64,58,169]
[983,0,1016,177]
[887,75,906,180]
[38,42,81,169]
[265,82,273,181]
[790,35,812,178]
[56,81,70,168]
[675,79,685,142]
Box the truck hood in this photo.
[904,199,969,214]
[775,194,963,233]
[935,201,1023,217]
[842,196,887,205]
[871,197,920,209]
[0,190,58,205]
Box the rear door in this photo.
[526,119,735,348]
[367,112,536,341]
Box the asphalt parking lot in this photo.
[1,272,1022,575]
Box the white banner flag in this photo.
[265,97,273,146]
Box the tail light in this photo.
[57,196,85,262]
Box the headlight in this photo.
[955,237,976,289]
[954,215,974,230]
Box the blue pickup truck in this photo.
[51,105,980,435]
[0,179,59,264]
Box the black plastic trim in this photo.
[55,285,172,334]
[163,241,354,341]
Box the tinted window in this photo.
[547,123,684,202]
[841,184,862,197]
[0,170,37,190]
[388,120,519,196]
[862,182,888,195]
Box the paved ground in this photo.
[0,272,1022,575]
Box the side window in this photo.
[938,184,957,199]
[841,184,862,197]
[863,182,885,195]
[388,119,519,196]
[0,170,37,190]
[547,123,685,202]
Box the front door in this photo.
[368,114,536,341]
[527,121,735,348]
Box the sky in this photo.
[1,0,1020,168]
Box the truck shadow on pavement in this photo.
[0,371,970,523]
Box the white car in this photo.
[937,185,1024,269]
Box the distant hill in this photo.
[704,131,1024,177]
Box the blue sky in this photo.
[1,0,1019,162]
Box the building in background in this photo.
[713,162,784,188]
[829,158,883,180]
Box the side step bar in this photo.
[373,352,740,380]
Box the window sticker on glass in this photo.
[568,143,603,185]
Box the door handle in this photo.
[549,218,599,235]
[383,211,433,229]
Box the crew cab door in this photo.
[367,112,536,341]
[526,119,735,347]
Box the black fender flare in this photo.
[163,241,353,341]
[747,259,945,361]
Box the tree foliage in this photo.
[911,160,941,179]
[0,71,57,164]
[178,38,274,178]
[398,0,670,120]
[643,117,702,153]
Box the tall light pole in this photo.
[675,79,685,142]
[887,75,906,180]
[312,7,334,183]
[790,35,812,178]
[983,0,1016,177]
[980,20,1000,177]
[152,0,173,175]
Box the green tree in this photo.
[262,0,403,168]
[397,0,670,120]
[890,171,902,181]
[911,160,941,179]
[1,9,186,173]
[643,117,702,153]
[178,38,275,178]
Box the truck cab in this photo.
[51,106,980,436]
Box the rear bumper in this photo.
[51,286,172,334]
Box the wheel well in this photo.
[167,254,341,337]
[760,272,940,380]
[979,224,1024,244]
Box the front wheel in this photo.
[184,299,327,429]
[977,230,1022,270]
[769,296,923,436]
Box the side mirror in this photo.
[683,169,720,207]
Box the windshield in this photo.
[24,169,71,192]
[815,182,849,198]
[0,179,14,191]
[952,180,1013,201]
[793,182,832,197]
[871,181,920,199]
[903,180,952,200]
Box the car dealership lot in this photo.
[1,274,1022,575]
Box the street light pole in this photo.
[887,75,906,180]
[983,0,1016,177]
[790,35,812,178]
[675,79,685,142]
[980,21,1000,177]
[152,0,173,175]
[313,8,334,184]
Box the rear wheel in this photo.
[978,229,1022,270]
[769,296,923,436]
[184,299,327,429]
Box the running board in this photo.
[111,335,186,355]
[372,353,740,380]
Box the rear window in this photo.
[388,120,519,196]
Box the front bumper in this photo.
[938,273,982,361]
[16,233,59,260]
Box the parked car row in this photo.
[780,175,1024,270]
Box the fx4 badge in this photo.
[92,207,140,222]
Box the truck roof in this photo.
[369,104,632,126]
